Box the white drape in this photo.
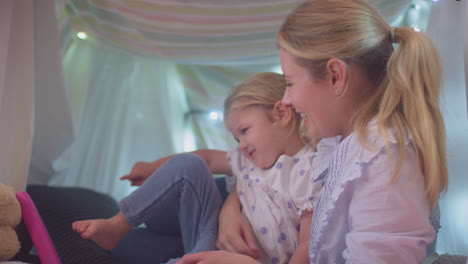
[426,0,468,256]
[0,0,74,192]
[28,0,75,185]
[0,1,35,191]
[50,39,188,199]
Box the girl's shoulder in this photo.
[344,120,412,166]
[320,121,418,192]
[227,148,252,176]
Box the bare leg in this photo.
[72,212,132,250]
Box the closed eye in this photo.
[240,127,248,134]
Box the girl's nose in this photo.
[238,139,248,150]
[282,90,293,107]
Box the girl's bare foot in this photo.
[72,212,132,250]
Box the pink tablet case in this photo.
[16,191,61,264]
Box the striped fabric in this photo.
[63,0,302,65]
[60,0,414,66]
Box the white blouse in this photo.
[309,122,436,264]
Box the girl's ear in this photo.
[326,58,347,96]
[273,101,292,127]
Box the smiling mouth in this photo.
[249,149,255,157]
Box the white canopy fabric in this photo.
[0,1,35,191]
[0,0,74,191]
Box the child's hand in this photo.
[217,197,262,260]
[176,250,259,264]
[120,161,158,186]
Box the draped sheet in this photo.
[64,0,411,65]
[0,1,35,191]
[0,0,74,191]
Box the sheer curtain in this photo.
[0,0,35,191]
[28,0,75,186]
[50,38,188,200]
[426,0,468,256]
[0,0,74,192]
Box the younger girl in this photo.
[72,72,329,264]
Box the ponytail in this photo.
[375,27,447,208]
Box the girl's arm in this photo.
[120,149,232,186]
[217,185,262,260]
[288,210,313,264]
[192,149,232,175]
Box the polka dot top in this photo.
[227,143,328,264]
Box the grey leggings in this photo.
[111,153,226,264]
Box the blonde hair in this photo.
[224,72,311,145]
[278,0,447,208]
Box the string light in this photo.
[77,32,88,39]
[209,111,219,120]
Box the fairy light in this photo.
[77,32,88,39]
[209,111,219,120]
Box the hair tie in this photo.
[389,27,398,43]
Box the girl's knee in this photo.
[171,153,206,168]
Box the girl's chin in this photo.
[304,124,321,138]
[252,160,274,169]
